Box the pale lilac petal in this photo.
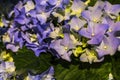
[79,28,91,38]
[6,44,19,52]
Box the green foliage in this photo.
[10,47,52,78]
[107,0,120,4]
[111,52,120,80]
[53,56,112,80]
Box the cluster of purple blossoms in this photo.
[1,0,120,66]
[2,0,70,57]
[0,0,120,79]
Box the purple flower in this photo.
[107,21,120,37]
[71,0,87,17]
[32,23,51,43]
[96,35,120,58]
[0,61,15,80]
[14,8,30,25]
[88,0,105,11]
[6,0,52,55]
[32,0,60,25]
[61,25,81,48]
[60,25,74,48]
[69,17,86,31]
[49,25,80,61]
[35,5,48,23]
[6,43,19,52]
[81,9,103,22]
[7,27,27,48]
[79,22,109,44]
[104,1,120,18]
[50,39,72,61]
[60,33,75,49]
[24,28,50,57]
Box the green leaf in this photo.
[111,52,120,80]
[53,56,112,80]
[10,47,52,77]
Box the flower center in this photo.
[91,33,95,37]
[109,28,112,32]
[103,46,107,49]
[64,46,68,50]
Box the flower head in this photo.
[96,35,120,58]
[79,22,109,44]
